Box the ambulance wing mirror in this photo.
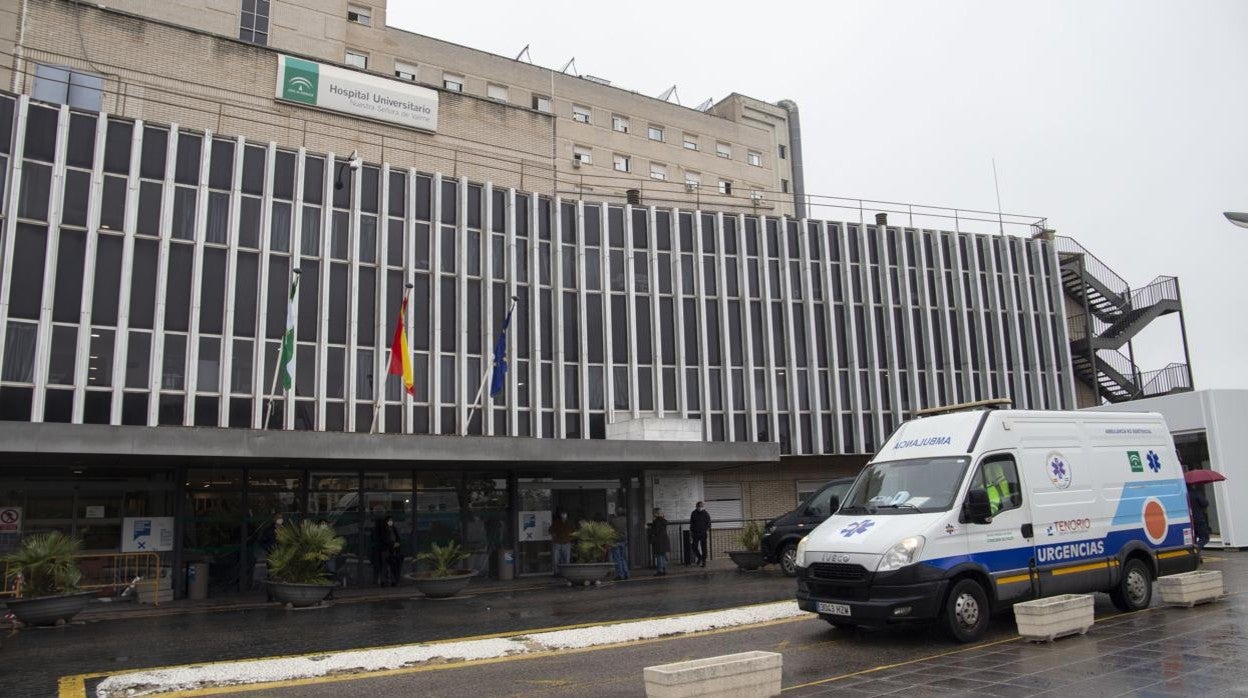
[963,489,993,524]
[827,495,840,514]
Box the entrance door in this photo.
[554,489,609,526]
[516,479,623,576]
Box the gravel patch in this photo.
[96,601,807,696]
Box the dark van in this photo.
[761,478,854,576]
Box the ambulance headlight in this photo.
[795,535,810,569]
[877,536,925,572]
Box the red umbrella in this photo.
[1185,469,1226,485]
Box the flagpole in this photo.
[463,296,518,437]
[372,282,414,435]
[264,268,300,430]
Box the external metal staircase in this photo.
[1056,237,1192,404]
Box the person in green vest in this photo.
[984,461,1013,516]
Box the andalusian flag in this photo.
[388,295,415,395]
[278,273,300,390]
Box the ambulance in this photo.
[794,400,1199,642]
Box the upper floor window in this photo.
[718,179,733,195]
[443,73,464,92]
[487,84,509,102]
[612,115,629,133]
[747,150,762,167]
[347,4,372,26]
[683,134,698,151]
[779,143,787,160]
[32,64,103,112]
[781,179,790,194]
[394,60,417,82]
[613,154,630,173]
[573,146,593,166]
[532,94,552,113]
[572,104,592,124]
[685,171,701,189]
[649,162,667,181]
[239,0,270,45]
[716,142,732,159]
[648,125,665,142]
[345,50,368,70]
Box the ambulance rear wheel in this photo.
[942,578,989,643]
[1110,558,1153,612]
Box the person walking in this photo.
[258,513,284,601]
[649,508,670,576]
[374,516,403,586]
[689,501,711,567]
[549,510,575,576]
[610,507,630,581]
[1188,484,1212,552]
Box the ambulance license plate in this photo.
[816,602,851,616]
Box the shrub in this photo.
[416,541,471,578]
[737,521,763,552]
[572,520,618,563]
[266,521,345,585]
[1,532,83,598]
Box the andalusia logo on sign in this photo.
[282,57,319,105]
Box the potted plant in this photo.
[265,520,345,607]
[728,522,767,571]
[410,541,476,598]
[1,532,95,626]
[560,521,618,586]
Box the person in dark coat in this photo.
[373,516,404,586]
[689,501,712,567]
[1188,484,1211,551]
[649,508,670,576]
[257,513,284,601]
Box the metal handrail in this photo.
[1140,364,1191,396]
[1055,236,1130,298]
[643,517,773,566]
[1127,276,1179,309]
[2,552,162,604]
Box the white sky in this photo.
[389,0,1248,390]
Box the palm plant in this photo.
[415,541,470,578]
[266,520,345,585]
[2,532,83,598]
[737,521,763,552]
[572,520,618,563]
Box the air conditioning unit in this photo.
[750,191,765,203]
[685,182,699,193]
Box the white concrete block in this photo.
[644,651,781,698]
[1014,593,1094,642]
[1157,570,1223,607]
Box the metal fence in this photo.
[640,518,773,568]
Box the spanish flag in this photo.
[387,296,415,396]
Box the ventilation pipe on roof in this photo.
[875,213,888,227]
[777,99,806,219]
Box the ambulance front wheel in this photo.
[1110,558,1153,612]
[942,578,989,643]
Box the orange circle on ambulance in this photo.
[1142,497,1168,545]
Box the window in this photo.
[572,104,591,124]
[649,163,667,181]
[612,115,629,133]
[347,4,372,25]
[32,64,103,111]
[718,179,732,195]
[573,146,593,166]
[779,143,787,159]
[239,0,270,45]
[394,60,417,81]
[613,154,630,173]
[532,94,552,113]
[345,50,368,70]
[781,179,789,194]
[685,171,701,189]
[487,83,509,102]
[800,481,852,515]
[703,483,743,528]
[747,150,762,167]
[970,455,1022,516]
[648,125,665,142]
[716,142,732,159]
[683,134,698,151]
[443,73,464,92]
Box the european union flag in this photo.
[489,303,516,397]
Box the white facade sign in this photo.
[519,510,552,542]
[0,506,21,533]
[85,506,106,519]
[276,54,439,132]
[122,517,175,552]
[646,470,703,524]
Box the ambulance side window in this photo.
[971,455,1022,516]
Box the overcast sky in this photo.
[389,0,1248,391]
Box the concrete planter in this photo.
[560,562,615,586]
[266,581,333,608]
[1157,570,1223,608]
[410,570,476,598]
[5,590,95,626]
[644,650,781,698]
[1014,593,1094,642]
[728,551,766,571]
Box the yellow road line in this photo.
[149,615,818,697]
[57,599,805,697]
[780,634,1022,692]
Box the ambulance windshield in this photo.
[839,457,970,514]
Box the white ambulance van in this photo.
[795,401,1199,642]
